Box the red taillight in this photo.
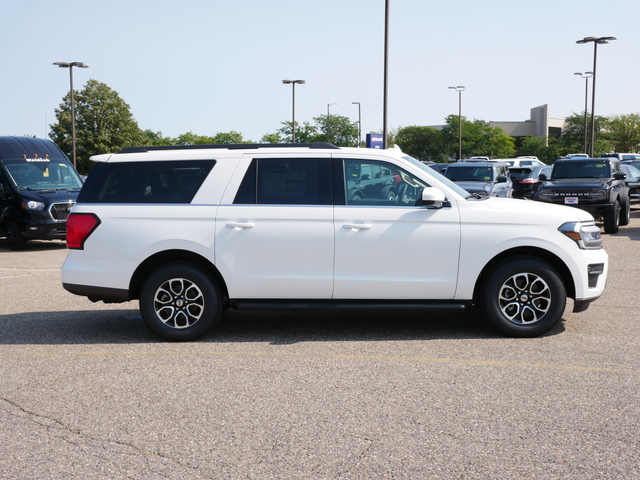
[66,213,101,249]
[519,178,539,184]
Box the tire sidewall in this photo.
[604,200,620,234]
[482,258,566,338]
[6,220,26,251]
[140,264,221,341]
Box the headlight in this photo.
[24,201,46,211]
[559,221,603,249]
[538,189,550,200]
[595,189,607,199]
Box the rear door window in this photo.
[233,158,332,205]
[83,160,215,203]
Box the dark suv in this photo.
[535,157,629,233]
[443,162,512,197]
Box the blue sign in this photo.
[366,133,384,149]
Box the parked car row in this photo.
[428,153,640,234]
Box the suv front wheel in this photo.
[603,200,620,234]
[140,263,222,341]
[481,257,566,337]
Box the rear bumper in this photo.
[63,283,130,304]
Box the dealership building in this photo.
[488,104,566,140]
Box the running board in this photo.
[229,300,471,312]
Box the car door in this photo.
[333,158,461,300]
[215,155,335,299]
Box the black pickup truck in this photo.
[535,157,629,234]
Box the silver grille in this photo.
[50,201,75,222]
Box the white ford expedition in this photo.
[62,143,608,341]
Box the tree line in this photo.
[49,80,640,174]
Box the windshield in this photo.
[401,155,469,198]
[3,159,83,190]
[551,161,611,179]
[445,166,494,182]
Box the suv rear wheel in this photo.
[140,263,222,341]
[481,257,566,337]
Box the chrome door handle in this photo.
[226,222,254,229]
[343,223,372,230]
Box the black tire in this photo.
[481,257,566,338]
[6,221,27,251]
[139,263,222,341]
[620,196,631,226]
[603,200,620,234]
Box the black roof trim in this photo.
[118,143,340,154]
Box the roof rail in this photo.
[118,142,341,154]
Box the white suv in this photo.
[62,143,608,340]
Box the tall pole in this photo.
[53,62,88,168]
[327,103,337,143]
[576,36,616,157]
[574,72,593,154]
[448,86,465,160]
[383,0,389,149]
[352,102,361,147]
[282,79,305,143]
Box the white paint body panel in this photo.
[62,146,608,306]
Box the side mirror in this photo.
[360,174,371,181]
[496,175,507,183]
[421,187,446,208]
[538,173,547,181]
[613,172,626,180]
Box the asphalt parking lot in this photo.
[1,214,639,479]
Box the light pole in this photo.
[327,103,337,143]
[282,79,305,143]
[383,0,390,149]
[53,61,89,168]
[576,36,616,157]
[574,71,593,154]
[352,102,361,147]
[448,86,465,160]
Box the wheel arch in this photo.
[472,246,575,304]
[129,250,229,303]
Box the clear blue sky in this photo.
[2,0,638,143]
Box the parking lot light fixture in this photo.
[576,36,616,157]
[352,102,361,147]
[574,72,593,154]
[53,62,88,168]
[282,79,305,143]
[448,86,465,160]
[327,103,337,144]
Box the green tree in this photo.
[143,130,174,146]
[395,125,448,162]
[441,115,516,159]
[518,136,563,164]
[211,131,246,144]
[260,132,284,144]
[312,114,359,146]
[561,112,611,156]
[50,79,147,174]
[608,114,640,153]
[274,121,319,143]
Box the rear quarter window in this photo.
[80,160,216,204]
